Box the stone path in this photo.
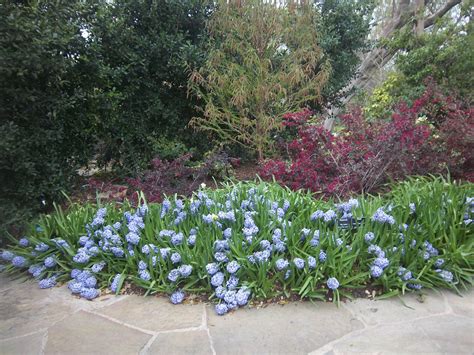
[1,274,473,354]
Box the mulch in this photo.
[233,162,261,181]
[114,280,388,310]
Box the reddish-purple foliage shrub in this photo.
[85,151,232,204]
[86,178,129,202]
[261,82,473,197]
[127,151,233,202]
[417,79,474,178]
[126,153,197,203]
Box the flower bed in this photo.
[1,177,473,315]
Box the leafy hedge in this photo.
[1,177,473,315]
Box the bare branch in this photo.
[424,0,461,28]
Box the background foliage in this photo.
[262,83,473,197]
[1,0,470,243]
[393,18,473,103]
[362,12,473,120]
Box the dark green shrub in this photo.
[0,1,105,239]
[0,0,213,240]
[148,137,192,162]
[317,0,375,106]
[91,0,213,172]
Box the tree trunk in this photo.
[415,0,425,35]
[322,0,462,131]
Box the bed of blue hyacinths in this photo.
[1,177,473,315]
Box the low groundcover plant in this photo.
[1,177,473,315]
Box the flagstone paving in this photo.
[0,274,473,355]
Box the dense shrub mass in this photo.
[1,178,473,315]
[361,12,473,121]
[188,0,331,160]
[0,0,212,238]
[391,18,473,104]
[261,84,473,197]
[0,1,101,232]
[90,0,213,172]
[0,0,374,235]
[85,151,233,204]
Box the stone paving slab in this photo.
[441,289,474,318]
[44,311,151,355]
[0,331,45,355]
[207,301,363,354]
[340,291,446,326]
[319,313,474,354]
[0,274,18,293]
[149,330,213,355]
[95,296,205,332]
[0,274,125,341]
[0,280,74,340]
[322,321,441,354]
[412,314,474,353]
[0,274,473,355]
